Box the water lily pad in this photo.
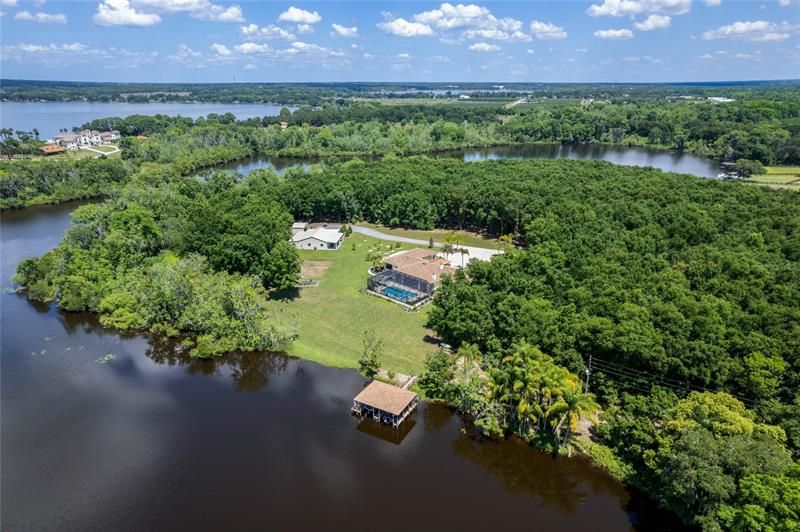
[95,353,116,364]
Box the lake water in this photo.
[221,144,719,178]
[0,203,682,531]
[0,102,287,140]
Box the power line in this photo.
[588,358,759,407]
[591,356,740,395]
[591,359,756,404]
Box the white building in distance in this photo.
[291,227,343,251]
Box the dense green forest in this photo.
[86,95,800,165]
[3,78,798,103]
[0,158,131,208]
[13,173,300,357]
[13,156,800,529]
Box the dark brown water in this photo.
[1,203,681,531]
[220,143,718,178]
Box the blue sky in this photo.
[1,1,798,82]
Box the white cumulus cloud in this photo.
[704,0,721,6]
[234,42,271,54]
[331,23,358,38]
[210,43,231,56]
[94,0,161,27]
[469,41,500,52]
[530,20,567,39]
[463,28,531,42]
[702,20,795,41]
[192,4,243,22]
[239,23,295,40]
[14,10,67,23]
[134,0,244,23]
[278,6,320,24]
[594,28,635,39]
[634,14,671,30]
[587,0,691,17]
[378,18,434,37]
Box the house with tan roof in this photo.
[367,248,456,307]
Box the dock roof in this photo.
[353,380,418,416]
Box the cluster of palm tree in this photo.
[442,231,470,268]
[0,128,44,159]
[487,342,597,450]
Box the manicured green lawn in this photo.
[359,222,500,248]
[92,144,118,153]
[746,166,800,191]
[280,235,437,375]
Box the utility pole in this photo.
[584,354,592,393]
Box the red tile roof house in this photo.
[39,145,66,155]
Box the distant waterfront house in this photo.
[368,248,456,307]
[39,145,65,155]
[99,131,120,144]
[53,133,79,150]
[291,227,343,250]
[78,129,103,146]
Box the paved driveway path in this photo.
[351,225,503,263]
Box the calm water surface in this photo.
[223,143,718,178]
[0,102,287,140]
[0,203,682,531]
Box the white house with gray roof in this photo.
[290,227,343,250]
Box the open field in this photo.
[358,222,499,248]
[281,235,437,375]
[746,166,800,191]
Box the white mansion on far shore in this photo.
[50,129,120,150]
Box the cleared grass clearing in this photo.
[281,235,437,375]
[746,166,800,191]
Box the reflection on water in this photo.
[355,416,417,445]
[220,143,718,180]
[1,193,684,531]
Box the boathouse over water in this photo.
[352,380,419,428]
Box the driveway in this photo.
[351,225,503,264]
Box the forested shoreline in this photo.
[3,92,798,209]
[11,156,800,530]
[3,79,798,104]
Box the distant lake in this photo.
[220,143,719,179]
[0,101,288,139]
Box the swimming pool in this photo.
[383,286,418,302]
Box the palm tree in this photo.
[552,383,598,450]
[459,246,469,268]
[442,231,458,259]
[456,343,481,382]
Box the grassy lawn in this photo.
[280,235,438,375]
[92,144,118,153]
[746,166,800,191]
[359,222,499,248]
